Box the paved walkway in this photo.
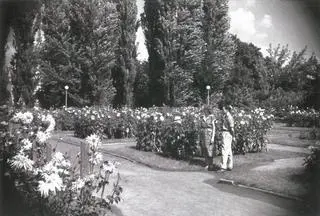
[268,143,311,154]
[50,131,307,216]
[111,154,303,216]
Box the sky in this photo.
[135,0,320,61]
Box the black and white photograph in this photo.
[0,0,319,215]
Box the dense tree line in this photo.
[2,0,320,110]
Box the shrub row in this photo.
[135,107,273,158]
[32,106,274,159]
[283,106,320,128]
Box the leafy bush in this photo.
[304,147,320,214]
[135,111,200,160]
[283,106,320,128]
[135,106,273,159]
[52,108,77,131]
[4,110,123,216]
[231,107,273,153]
[47,105,273,160]
[73,106,136,139]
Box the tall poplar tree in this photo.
[142,0,166,106]
[112,0,138,107]
[142,0,205,106]
[39,0,120,108]
[198,0,235,97]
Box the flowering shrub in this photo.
[51,107,77,131]
[5,111,122,215]
[283,106,320,128]
[230,107,273,153]
[72,106,136,139]
[135,106,273,158]
[135,109,200,159]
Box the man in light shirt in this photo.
[218,104,235,171]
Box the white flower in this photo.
[159,116,164,121]
[24,112,34,124]
[9,154,34,171]
[52,152,64,162]
[89,152,103,165]
[85,134,101,150]
[42,161,59,174]
[102,161,120,174]
[83,174,95,182]
[38,173,64,197]
[71,178,85,191]
[117,113,121,117]
[240,120,245,125]
[91,115,96,120]
[12,111,34,124]
[21,138,32,151]
[36,131,50,143]
[174,116,182,124]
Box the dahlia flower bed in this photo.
[283,106,320,128]
[135,107,274,158]
[3,109,122,216]
[20,106,273,160]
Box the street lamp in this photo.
[206,85,211,105]
[64,85,69,108]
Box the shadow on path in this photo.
[204,178,310,216]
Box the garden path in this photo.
[110,154,303,216]
[50,132,306,216]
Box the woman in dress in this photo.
[200,106,216,170]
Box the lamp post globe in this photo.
[206,85,210,105]
[64,85,69,108]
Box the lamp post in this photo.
[64,85,69,108]
[206,85,210,105]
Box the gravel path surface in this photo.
[49,131,307,216]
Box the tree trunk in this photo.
[0,2,10,215]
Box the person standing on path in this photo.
[218,104,235,171]
[200,106,216,170]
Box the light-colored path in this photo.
[50,131,305,216]
[268,143,311,154]
[110,155,301,216]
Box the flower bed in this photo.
[4,110,122,216]
[73,106,137,139]
[283,106,320,128]
[51,106,273,158]
[135,107,273,158]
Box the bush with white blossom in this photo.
[5,110,123,215]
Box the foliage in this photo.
[282,106,320,127]
[133,106,273,157]
[142,0,206,106]
[225,40,320,111]
[230,107,273,153]
[73,106,136,139]
[224,37,269,108]
[133,61,150,107]
[112,0,138,108]
[5,110,122,216]
[199,0,235,96]
[3,1,42,108]
[304,147,320,214]
[38,0,120,108]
